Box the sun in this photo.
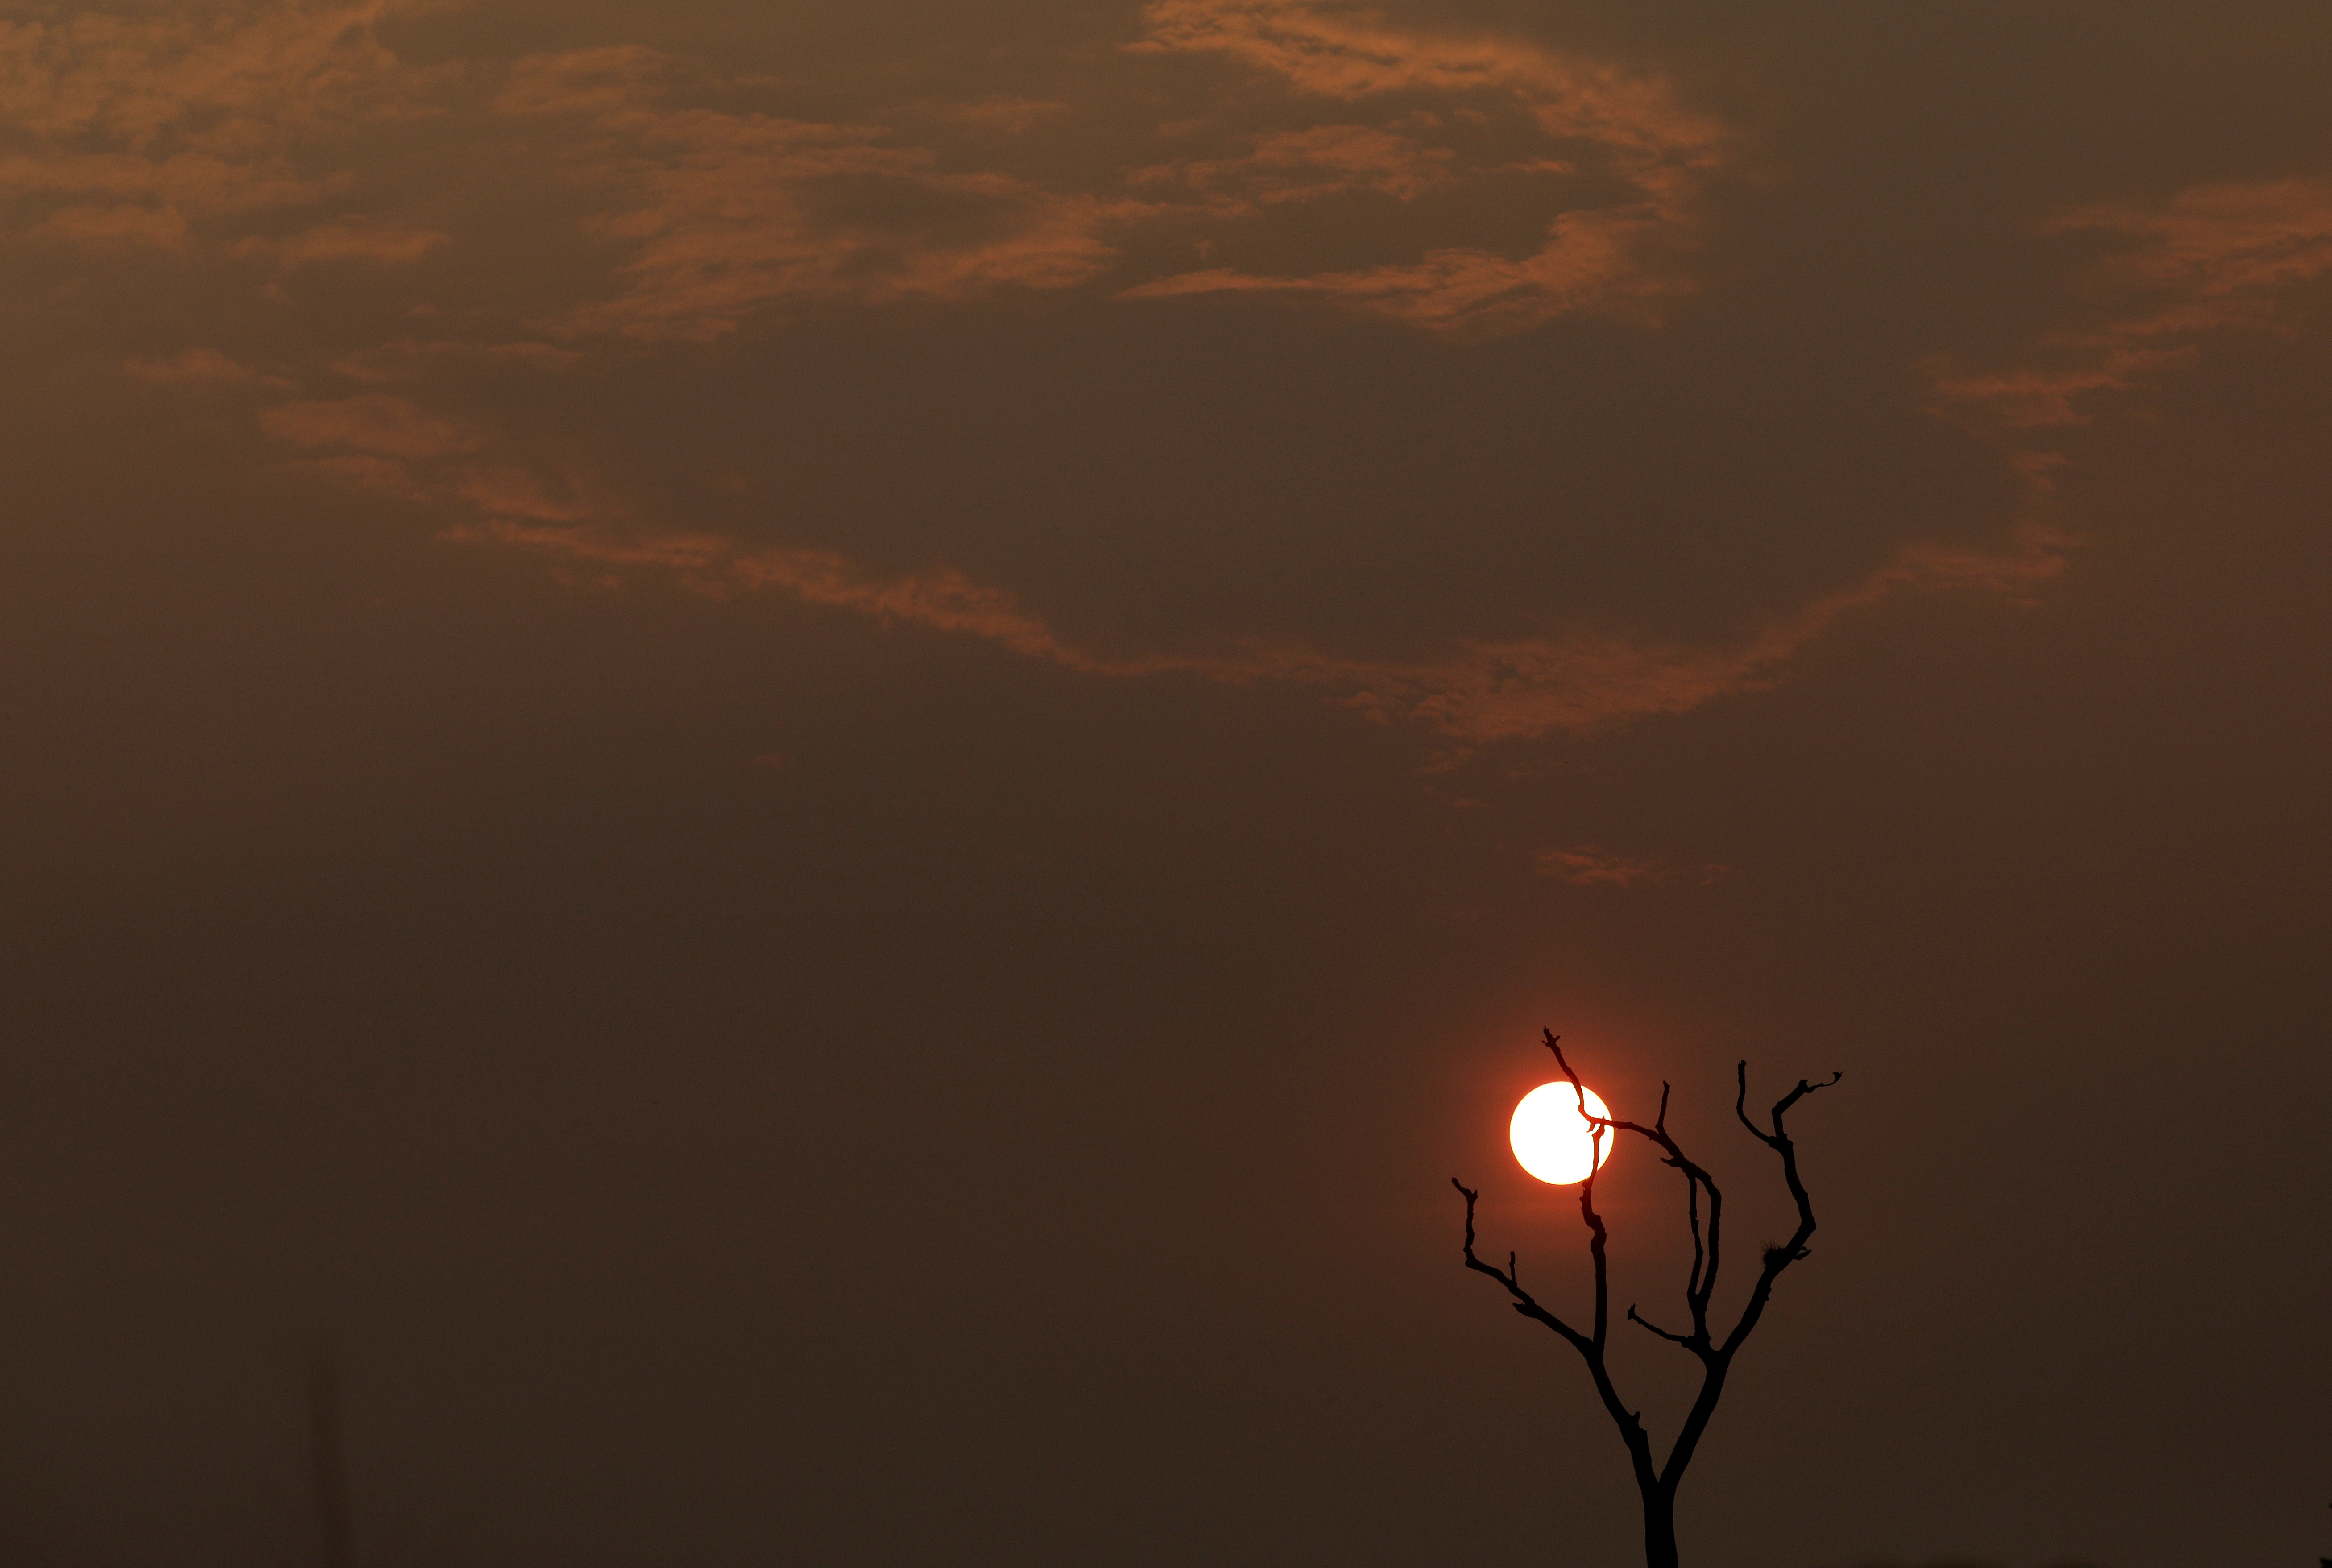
[1509,1082,1616,1185]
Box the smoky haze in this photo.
[0,0,2327,1564]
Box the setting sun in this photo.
[1509,1083,1616,1184]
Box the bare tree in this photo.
[1452,1030,1840,1568]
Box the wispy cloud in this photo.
[7,0,1732,345]
[496,47,1135,342]
[237,218,449,267]
[46,2,2244,757]
[329,339,586,384]
[1131,0,1723,153]
[261,393,479,459]
[395,494,2066,747]
[1935,178,2332,426]
[1918,175,2332,619]
[124,346,293,387]
[1130,123,1463,210]
[252,356,2009,744]
[33,200,191,247]
[0,0,410,145]
[1533,847,1729,889]
[1123,204,1681,334]
[2063,177,2332,311]
[0,0,427,252]
[1121,0,1725,334]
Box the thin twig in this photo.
[1627,1304,1694,1345]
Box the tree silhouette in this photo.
[1453,1030,1840,1568]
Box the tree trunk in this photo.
[1640,1486,1679,1568]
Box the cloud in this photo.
[260,394,478,459]
[497,47,1134,342]
[1319,522,2067,744]
[470,7,1729,343]
[1928,347,2191,429]
[1124,204,1679,334]
[123,346,293,387]
[939,99,1070,134]
[1131,123,1462,208]
[451,466,607,525]
[0,1,437,264]
[0,147,337,211]
[1131,0,1724,155]
[7,2,1727,346]
[81,3,2157,754]
[255,387,640,528]
[0,0,411,147]
[1114,0,1725,334]
[32,200,189,247]
[1936,178,2332,426]
[1533,848,1729,889]
[303,451,426,496]
[413,502,2066,748]
[238,219,449,266]
[330,339,585,384]
[2059,177,2332,309]
[1905,176,2332,708]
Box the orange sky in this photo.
[1,1,2328,1563]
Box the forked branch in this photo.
[1454,1175,1661,1494]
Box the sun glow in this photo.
[1509,1082,1615,1185]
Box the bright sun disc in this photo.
[1509,1083,1615,1185]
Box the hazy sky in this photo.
[1,1,2328,1564]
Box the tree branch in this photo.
[1550,1030,1728,1344]
[1626,1304,1695,1347]
[1661,1062,1842,1491]
[1451,1179,1593,1354]
[1451,1175,1660,1496]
